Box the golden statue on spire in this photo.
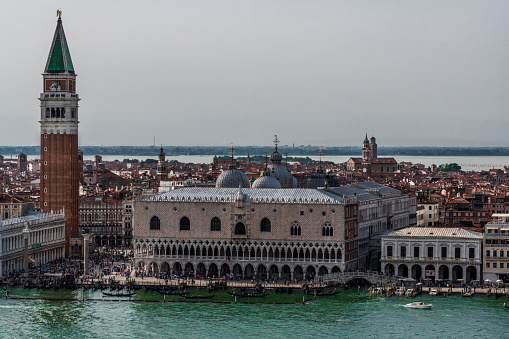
[57,9,62,19]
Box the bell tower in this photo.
[39,12,80,255]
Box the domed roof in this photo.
[270,150,283,163]
[216,169,250,188]
[252,174,282,189]
[268,164,298,188]
[158,147,165,157]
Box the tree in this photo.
[437,163,461,172]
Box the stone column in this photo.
[83,234,92,276]
[22,223,30,274]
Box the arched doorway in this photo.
[221,263,231,276]
[184,263,194,276]
[245,264,254,278]
[282,265,291,279]
[149,262,159,276]
[306,265,316,279]
[425,264,436,281]
[161,262,170,274]
[332,266,341,274]
[438,265,449,280]
[269,265,279,278]
[466,266,477,282]
[452,265,463,281]
[197,263,206,277]
[208,263,218,278]
[233,264,242,276]
[385,264,395,276]
[411,264,422,280]
[173,262,182,275]
[234,222,246,235]
[398,264,408,277]
[257,264,267,278]
[318,266,328,276]
[294,265,304,280]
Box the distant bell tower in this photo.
[156,146,167,180]
[39,11,80,255]
[362,134,371,161]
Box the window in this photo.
[260,218,271,232]
[413,246,420,258]
[300,211,304,215]
[149,216,160,230]
[322,222,333,236]
[429,206,432,210]
[494,250,497,257]
[469,248,475,259]
[290,222,301,236]
[486,263,490,268]
[322,211,326,216]
[179,217,190,231]
[400,246,406,258]
[427,247,433,258]
[493,263,497,268]
[455,247,461,259]
[210,217,221,231]
[234,222,246,235]
[387,246,393,257]
[486,250,490,257]
[501,263,504,268]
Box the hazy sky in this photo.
[1,0,508,147]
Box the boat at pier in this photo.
[102,291,137,297]
[179,294,215,299]
[405,302,432,309]
[227,291,269,298]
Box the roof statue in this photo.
[57,9,62,19]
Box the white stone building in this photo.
[417,202,440,227]
[327,182,417,270]
[381,227,482,282]
[483,213,509,283]
[0,212,66,276]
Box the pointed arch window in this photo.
[234,222,246,235]
[291,222,301,236]
[322,222,333,237]
[210,217,221,231]
[260,218,271,232]
[149,216,160,230]
[180,216,190,231]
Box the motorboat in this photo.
[405,302,432,309]
[429,289,438,296]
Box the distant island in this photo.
[2,146,509,158]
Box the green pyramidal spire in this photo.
[45,18,74,74]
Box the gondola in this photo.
[179,294,215,299]
[504,303,509,309]
[316,290,341,297]
[227,292,269,298]
[158,290,188,295]
[102,291,137,297]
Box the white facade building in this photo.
[327,182,417,270]
[483,213,509,283]
[0,212,66,276]
[381,227,482,282]
[417,202,440,227]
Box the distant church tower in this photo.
[362,134,371,161]
[39,13,80,255]
[156,146,167,179]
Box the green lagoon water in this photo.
[0,288,507,338]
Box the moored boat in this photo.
[227,291,269,298]
[179,294,215,299]
[102,291,137,297]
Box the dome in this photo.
[252,174,282,189]
[216,169,250,188]
[268,164,298,188]
[270,150,283,163]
